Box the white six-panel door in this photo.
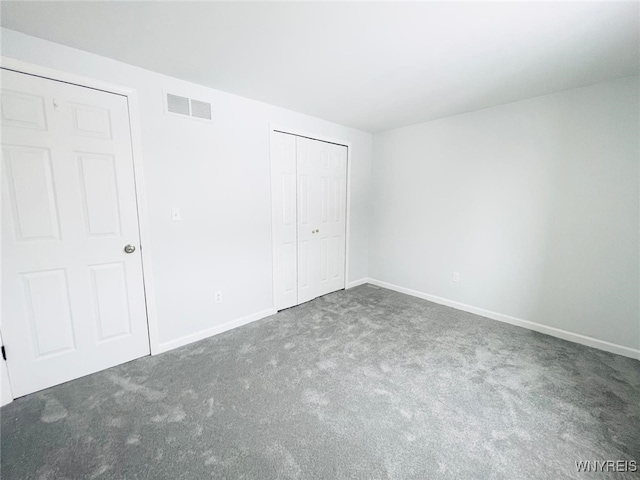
[1,69,150,397]
[271,132,347,310]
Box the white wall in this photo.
[370,76,640,353]
[1,28,372,351]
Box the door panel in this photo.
[89,262,132,341]
[296,138,319,304]
[22,269,76,357]
[298,240,310,290]
[1,69,150,397]
[69,102,112,138]
[0,89,48,130]
[297,137,347,303]
[77,152,122,236]
[3,145,60,240]
[270,132,298,310]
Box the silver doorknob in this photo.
[124,244,136,254]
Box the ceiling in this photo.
[1,1,638,133]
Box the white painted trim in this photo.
[344,141,354,292]
[269,125,350,148]
[2,57,135,98]
[346,278,369,289]
[155,308,275,354]
[268,129,280,311]
[0,329,13,406]
[127,93,161,355]
[366,278,640,360]
[268,124,353,312]
[0,56,162,356]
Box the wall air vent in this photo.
[164,92,212,122]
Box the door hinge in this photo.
[1,346,6,361]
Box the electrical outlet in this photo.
[215,291,222,303]
[452,272,460,283]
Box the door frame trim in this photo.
[0,56,161,360]
[268,124,352,311]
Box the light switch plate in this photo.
[171,207,181,222]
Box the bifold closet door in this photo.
[296,137,347,303]
[1,69,150,397]
[271,132,298,311]
[271,132,347,311]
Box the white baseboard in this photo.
[346,278,369,289]
[366,278,640,361]
[152,280,639,361]
[155,308,276,354]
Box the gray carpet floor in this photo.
[1,285,639,480]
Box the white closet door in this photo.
[297,137,347,303]
[314,139,348,298]
[296,137,319,304]
[1,69,150,397]
[270,132,298,310]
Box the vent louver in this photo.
[165,92,212,121]
[166,94,190,116]
[190,99,212,120]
